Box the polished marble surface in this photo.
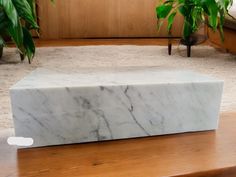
[10,68,223,148]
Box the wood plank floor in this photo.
[1,112,236,177]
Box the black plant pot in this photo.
[0,45,3,58]
[180,34,207,57]
[180,34,207,46]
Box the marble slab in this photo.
[10,68,223,148]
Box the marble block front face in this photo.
[10,68,223,148]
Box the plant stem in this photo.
[0,45,3,59]
[20,53,24,62]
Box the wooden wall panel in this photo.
[208,27,236,54]
[37,0,183,39]
[37,0,61,39]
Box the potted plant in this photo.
[0,0,54,63]
[156,0,234,56]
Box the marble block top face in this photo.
[11,68,223,90]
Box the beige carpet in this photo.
[0,45,236,130]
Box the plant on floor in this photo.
[0,0,54,63]
[156,0,233,42]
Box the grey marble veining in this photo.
[10,68,223,148]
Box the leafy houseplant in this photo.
[0,0,53,63]
[156,0,233,44]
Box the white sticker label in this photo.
[7,137,34,147]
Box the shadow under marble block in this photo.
[10,68,223,148]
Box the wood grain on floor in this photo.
[0,112,236,177]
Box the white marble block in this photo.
[10,68,223,148]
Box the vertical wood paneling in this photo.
[37,0,183,39]
[37,0,60,39]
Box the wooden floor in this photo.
[1,112,236,177]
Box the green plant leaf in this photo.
[22,27,35,63]
[0,11,8,31]
[26,0,37,19]
[183,20,192,39]
[0,35,4,45]
[203,0,218,30]
[12,0,38,29]
[0,0,18,27]
[167,12,177,31]
[191,7,201,31]
[178,5,188,16]
[156,5,172,19]
[7,19,24,51]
